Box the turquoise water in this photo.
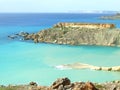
[0,13,120,85]
[1,38,120,85]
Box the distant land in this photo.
[0,10,119,14]
[100,13,120,20]
[67,10,120,14]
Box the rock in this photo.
[51,78,98,90]
[8,35,17,39]
[8,31,29,41]
[34,38,38,43]
[85,82,98,90]
[102,67,112,71]
[1,78,120,90]
[100,81,120,90]
[51,77,71,89]
[54,22,115,29]
[112,66,120,71]
[72,82,98,90]
[29,82,37,86]
[58,85,64,90]
[91,67,102,70]
[73,82,85,90]
[37,86,50,90]
[18,31,29,37]
[64,84,73,89]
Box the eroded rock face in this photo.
[54,22,115,29]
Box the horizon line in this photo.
[0,12,119,14]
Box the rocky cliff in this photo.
[54,22,115,29]
[20,23,120,47]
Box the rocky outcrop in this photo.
[50,78,98,90]
[51,77,71,89]
[29,82,38,86]
[8,35,18,39]
[1,78,120,90]
[8,31,29,40]
[21,23,120,47]
[54,22,115,29]
[8,23,120,47]
[55,63,120,72]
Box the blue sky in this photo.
[0,0,120,12]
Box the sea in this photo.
[0,13,120,85]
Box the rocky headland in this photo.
[1,78,120,90]
[100,13,120,20]
[10,22,120,47]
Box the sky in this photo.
[0,0,120,13]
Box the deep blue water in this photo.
[0,13,120,27]
[0,13,120,85]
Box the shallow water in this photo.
[0,13,120,85]
[1,37,120,85]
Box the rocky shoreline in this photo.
[8,22,120,47]
[0,78,120,90]
[55,63,120,72]
[6,23,120,90]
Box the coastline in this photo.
[6,22,120,89]
[55,63,120,71]
[10,22,120,47]
[0,78,120,90]
[100,13,120,20]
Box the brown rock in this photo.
[54,22,115,29]
[29,82,38,86]
[51,77,71,89]
[73,82,86,90]
[85,82,98,90]
[72,82,98,90]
